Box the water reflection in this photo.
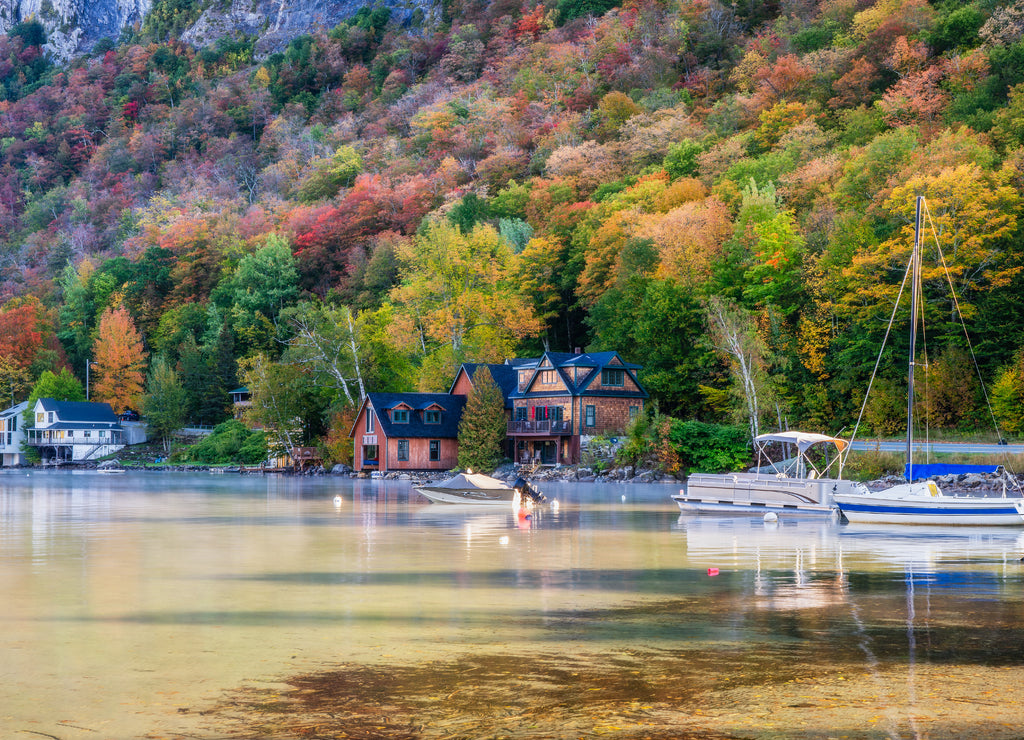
[2,472,1024,739]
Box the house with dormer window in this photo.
[506,351,647,465]
[349,351,646,471]
[24,398,126,464]
[350,393,466,472]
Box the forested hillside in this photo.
[3,0,1024,452]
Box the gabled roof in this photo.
[514,351,641,371]
[452,363,518,408]
[36,399,119,423]
[357,393,467,439]
[509,351,647,399]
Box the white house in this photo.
[0,401,28,467]
[25,398,126,463]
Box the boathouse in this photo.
[350,393,466,473]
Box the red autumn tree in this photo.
[92,305,148,414]
[0,300,44,367]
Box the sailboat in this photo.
[833,197,1024,526]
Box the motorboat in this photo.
[832,197,1024,526]
[672,430,867,516]
[415,472,545,505]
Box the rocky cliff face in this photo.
[183,0,433,57]
[0,0,434,62]
[0,0,152,61]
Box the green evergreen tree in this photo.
[143,357,188,452]
[457,367,507,472]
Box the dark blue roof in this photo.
[458,363,518,408]
[367,393,466,439]
[40,422,123,431]
[508,351,648,399]
[514,351,641,370]
[37,399,119,423]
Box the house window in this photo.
[601,368,625,386]
[48,412,54,423]
[629,405,639,421]
[392,409,409,423]
[366,411,375,434]
[429,440,440,461]
[10,416,15,431]
[425,410,441,424]
[84,431,91,438]
[37,412,44,423]
[99,430,106,438]
[397,440,409,461]
[515,407,527,421]
[585,405,596,427]
[540,370,556,384]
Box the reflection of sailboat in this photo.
[677,514,1024,570]
[834,197,1024,525]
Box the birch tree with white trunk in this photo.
[706,296,767,442]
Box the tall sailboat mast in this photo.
[906,195,923,480]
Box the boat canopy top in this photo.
[429,472,510,490]
[754,431,849,454]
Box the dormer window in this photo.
[425,410,441,424]
[392,409,409,423]
[601,368,625,386]
[540,370,556,384]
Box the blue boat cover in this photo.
[905,463,1000,481]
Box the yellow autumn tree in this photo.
[92,305,148,414]
[837,163,1021,326]
[389,219,541,385]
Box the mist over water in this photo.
[2,470,1024,739]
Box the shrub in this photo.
[180,420,267,465]
[665,420,749,475]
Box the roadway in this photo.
[848,439,1024,455]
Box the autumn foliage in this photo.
[92,306,148,414]
[1,0,1024,444]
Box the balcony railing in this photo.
[25,430,124,447]
[507,419,572,435]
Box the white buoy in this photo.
[621,494,627,502]
[763,512,778,523]
[333,496,343,506]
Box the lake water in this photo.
[2,470,1024,739]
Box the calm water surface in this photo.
[2,470,1024,739]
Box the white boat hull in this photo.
[675,471,868,517]
[672,493,837,517]
[415,486,515,505]
[835,483,1024,525]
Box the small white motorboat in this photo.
[415,472,545,505]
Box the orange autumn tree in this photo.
[92,305,148,414]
